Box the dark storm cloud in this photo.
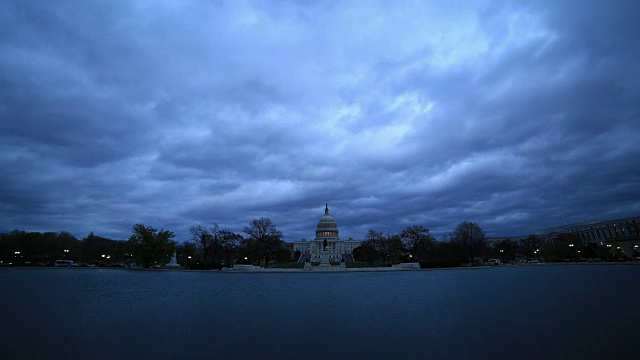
[1,0,639,241]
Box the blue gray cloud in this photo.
[1,0,639,241]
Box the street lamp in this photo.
[63,249,69,260]
[569,244,575,261]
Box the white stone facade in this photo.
[292,204,362,263]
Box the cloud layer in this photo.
[2,0,639,241]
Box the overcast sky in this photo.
[1,0,639,242]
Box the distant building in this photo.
[291,204,362,263]
[485,236,529,245]
[544,216,640,256]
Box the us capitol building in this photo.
[292,204,361,263]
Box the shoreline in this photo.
[3,261,639,273]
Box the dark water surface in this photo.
[2,265,639,359]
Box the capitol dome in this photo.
[315,203,340,240]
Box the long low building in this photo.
[545,216,640,257]
[291,204,362,263]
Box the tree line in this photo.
[179,218,291,269]
[352,221,489,267]
[0,230,126,266]
[352,220,636,268]
[2,218,631,268]
[0,217,291,269]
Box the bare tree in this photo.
[365,229,386,264]
[363,230,403,265]
[452,221,487,266]
[175,241,198,267]
[208,224,221,265]
[365,229,383,243]
[401,225,435,261]
[242,218,283,267]
[441,232,454,242]
[520,235,544,258]
[190,224,215,269]
[385,233,404,264]
[218,229,242,267]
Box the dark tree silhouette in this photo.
[190,224,215,269]
[452,221,487,266]
[520,235,544,258]
[218,229,242,267]
[401,225,435,261]
[126,224,176,268]
[242,218,283,267]
[353,243,379,267]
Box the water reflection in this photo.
[1,265,639,359]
